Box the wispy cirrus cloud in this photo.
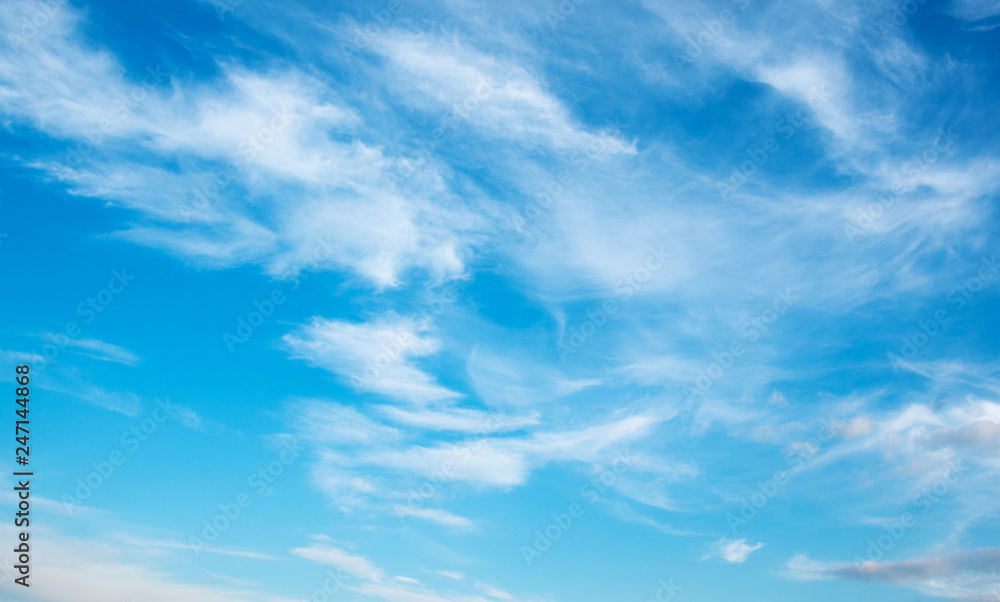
[703,538,765,564]
[392,505,478,531]
[283,314,461,403]
[788,547,1000,600]
[48,336,140,366]
[289,539,528,602]
[289,543,385,582]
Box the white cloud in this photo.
[0,524,294,602]
[291,399,400,445]
[365,439,529,487]
[52,337,141,366]
[289,539,527,602]
[368,30,635,154]
[437,570,465,581]
[295,400,671,519]
[466,346,603,407]
[703,538,765,563]
[360,413,659,488]
[289,544,385,582]
[377,405,539,433]
[0,0,478,288]
[393,506,477,530]
[950,0,1000,22]
[842,416,873,438]
[476,581,514,599]
[284,315,461,403]
[755,57,863,146]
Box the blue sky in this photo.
[1,0,999,599]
